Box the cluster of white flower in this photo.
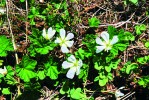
[42,27,74,53]
[42,27,81,79]
[42,28,118,79]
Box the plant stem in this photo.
[6,0,21,97]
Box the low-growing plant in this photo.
[0,0,149,99]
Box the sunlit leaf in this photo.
[46,66,59,80]
[37,70,46,80]
[0,35,13,57]
[16,56,37,82]
[88,17,100,27]
[2,88,10,95]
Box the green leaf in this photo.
[99,78,108,86]
[2,88,11,95]
[0,60,3,66]
[138,76,149,88]
[46,66,59,80]
[6,65,14,76]
[108,26,118,36]
[110,47,118,57]
[140,24,146,31]
[94,62,103,70]
[78,68,88,82]
[138,79,145,86]
[5,65,16,85]
[5,75,18,85]
[20,56,37,69]
[17,69,36,82]
[20,0,25,2]
[99,72,106,79]
[35,46,53,54]
[0,35,14,57]
[31,7,39,15]
[94,76,99,82]
[16,56,37,82]
[109,59,121,69]
[135,26,141,35]
[107,73,113,80]
[123,31,135,41]
[135,24,146,35]
[129,0,138,4]
[70,88,86,99]
[37,70,46,80]
[137,56,148,64]
[126,63,138,74]
[82,34,96,53]
[115,43,128,51]
[145,41,149,48]
[88,17,100,27]
[28,29,56,56]
[105,66,111,72]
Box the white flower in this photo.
[42,27,56,40]
[62,55,83,79]
[0,66,7,75]
[55,29,74,53]
[0,8,6,14]
[96,31,118,53]
[115,86,125,99]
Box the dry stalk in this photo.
[25,0,28,42]
[6,0,21,98]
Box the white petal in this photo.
[65,41,74,47]
[96,37,104,45]
[76,60,82,75]
[78,59,83,67]
[61,45,69,53]
[0,68,4,74]
[101,31,109,43]
[65,33,74,40]
[60,29,66,40]
[115,90,124,98]
[0,8,5,14]
[96,46,105,53]
[55,38,61,43]
[68,55,76,63]
[110,36,118,45]
[66,67,76,79]
[48,27,52,32]
[42,28,46,38]
[119,86,125,90]
[76,66,81,75]
[47,27,56,39]
[62,61,73,69]
[0,67,7,75]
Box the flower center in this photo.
[45,34,49,40]
[60,38,66,45]
[73,60,78,67]
[104,41,112,51]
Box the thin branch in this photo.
[6,0,21,97]
[6,0,19,64]
[120,92,135,100]
[25,0,28,42]
[78,12,136,29]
